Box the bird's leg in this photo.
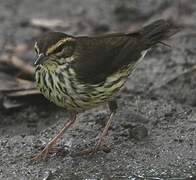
[80,100,117,155]
[93,100,117,153]
[32,112,77,161]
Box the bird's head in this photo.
[34,32,76,66]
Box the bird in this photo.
[32,19,179,160]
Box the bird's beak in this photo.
[34,53,44,65]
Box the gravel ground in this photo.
[0,0,196,179]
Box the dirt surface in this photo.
[0,0,196,179]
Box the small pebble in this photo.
[129,125,148,140]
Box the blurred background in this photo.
[0,0,196,179]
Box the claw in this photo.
[79,142,111,156]
[32,143,53,161]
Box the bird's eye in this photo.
[52,44,65,54]
[56,45,74,57]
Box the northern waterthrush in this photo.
[33,19,179,160]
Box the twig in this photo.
[0,55,35,77]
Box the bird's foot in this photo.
[92,138,107,154]
[32,142,59,161]
[79,141,111,155]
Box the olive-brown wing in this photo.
[72,33,142,84]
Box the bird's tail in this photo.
[140,19,180,48]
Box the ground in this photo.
[0,0,196,179]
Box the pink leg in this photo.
[80,100,117,155]
[92,112,114,152]
[32,112,76,160]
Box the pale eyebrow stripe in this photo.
[46,38,73,55]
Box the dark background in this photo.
[0,0,196,179]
